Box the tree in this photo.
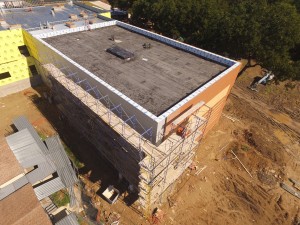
[109,0,135,10]
[131,0,300,80]
[257,2,300,79]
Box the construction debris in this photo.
[231,150,253,178]
[195,165,207,176]
[89,19,97,24]
[9,24,22,30]
[96,210,120,224]
[289,178,300,191]
[223,113,240,122]
[151,208,164,224]
[102,185,120,204]
[188,162,198,171]
[280,182,300,199]
[69,14,78,20]
[79,11,88,19]
[66,22,75,28]
[52,5,64,12]
[167,196,176,208]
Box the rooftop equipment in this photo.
[106,45,134,60]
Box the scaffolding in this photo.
[37,48,212,214]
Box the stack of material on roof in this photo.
[79,11,88,19]
[66,22,76,28]
[9,24,22,30]
[69,14,78,20]
[52,5,64,12]
[89,18,96,24]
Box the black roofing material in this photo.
[45,26,227,116]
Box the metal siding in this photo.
[26,162,55,184]
[0,176,29,200]
[68,186,76,208]
[12,175,28,190]
[5,129,45,168]
[45,136,78,188]
[34,177,65,200]
[0,184,15,200]
[13,116,50,155]
[12,116,57,171]
[55,213,79,225]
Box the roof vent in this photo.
[143,43,151,49]
[106,46,134,61]
[109,35,115,41]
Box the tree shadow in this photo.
[250,76,262,87]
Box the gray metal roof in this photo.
[68,186,76,208]
[45,135,78,188]
[6,129,46,168]
[34,177,65,200]
[26,162,56,184]
[0,175,28,200]
[5,127,56,185]
[55,213,79,225]
[3,116,78,202]
[13,116,50,155]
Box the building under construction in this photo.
[0,2,241,213]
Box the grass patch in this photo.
[50,190,70,207]
[63,144,84,169]
[241,144,250,152]
[37,131,48,141]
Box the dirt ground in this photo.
[0,64,299,224]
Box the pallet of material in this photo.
[66,22,76,28]
[69,14,78,20]
[79,11,88,19]
[89,19,96,24]
[9,24,22,30]
[52,5,64,12]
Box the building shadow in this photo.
[28,85,139,207]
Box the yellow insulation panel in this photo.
[0,29,38,86]
[0,29,24,64]
[22,30,40,60]
[0,56,33,86]
[100,11,111,18]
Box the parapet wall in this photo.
[24,28,161,143]
[23,21,240,144]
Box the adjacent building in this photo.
[0,116,78,224]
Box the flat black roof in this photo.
[44,25,227,116]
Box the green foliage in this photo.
[50,190,70,207]
[109,0,135,10]
[131,0,300,80]
[241,144,250,152]
[63,144,84,169]
[38,132,47,141]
